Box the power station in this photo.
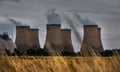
[44,24,63,54]
[0,38,6,55]
[15,24,104,55]
[44,24,75,54]
[15,26,41,52]
[0,17,105,56]
[61,29,74,53]
[0,33,16,55]
[81,25,103,56]
[0,23,104,56]
[97,28,104,51]
[29,28,40,49]
[15,26,32,52]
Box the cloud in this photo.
[0,0,20,2]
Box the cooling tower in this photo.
[97,28,104,51]
[0,49,6,56]
[0,38,5,55]
[29,28,40,49]
[4,39,16,53]
[61,29,74,53]
[81,25,103,56]
[0,34,16,53]
[15,26,32,52]
[0,38,3,49]
[44,24,63,54]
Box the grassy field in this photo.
[0,56,120,72]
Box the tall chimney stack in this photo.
[29,28,40,49]
[44,24,63,54]
[15,26,32,52]
[61,29,74,53]
[81,25,103,56]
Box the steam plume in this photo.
[61,13,82,44]
[47,8,61,24]
[73,12,96,25]
[8,18,22,26]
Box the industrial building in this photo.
[29,28,40,49]
[0,33,16,55]
[15,26,32,52]
[15,26,40,53]
[81,25,104,56]
[44,24,63,54]
[2,23,104,56]
[61,29,74,53]
[97,28,103,51]
[0,38,6,56]
[44,24,75,55]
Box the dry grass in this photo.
[0,56,120,72]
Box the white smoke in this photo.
[61,13,82,43]
[47,8,61,24]
[73,12,96,25]
[60,13,82,52]
[8,18,23,26]
[81,18,96,25]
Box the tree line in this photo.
[5,48,120,56]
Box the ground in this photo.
[0,56,120,72]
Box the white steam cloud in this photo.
[61,13,82,44]
[8,18,22,26]
[47,8,61,24]
[73,12,96,25]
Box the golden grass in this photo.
[0,56,120,72]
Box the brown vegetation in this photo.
[0,56,120,72]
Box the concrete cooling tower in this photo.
[97,28,103,51]
[81,25,103,56]
[0,35,16,55]
[0,49,6,56]
[15,26,32,52]
[44,24,63,54]
[0,38,2,49]
[0,38,5,56]
[1,39,16,53]
[29,28,40,49]
[61,29,74,53]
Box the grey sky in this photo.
[0,0,120,52]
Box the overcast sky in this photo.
[0,0,120,52]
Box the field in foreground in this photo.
[0,56,120,72]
